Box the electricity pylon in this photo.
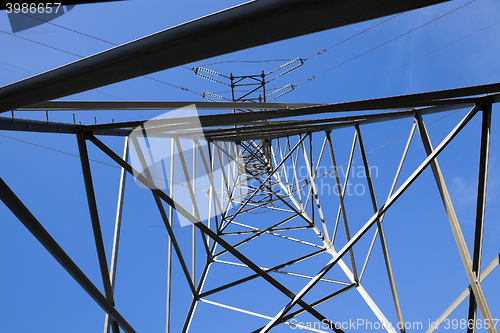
[3,89,499,333]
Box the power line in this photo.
[0,60,37,73]
[1,14,204,98]
[0,57,126,100]
[19,12,118,46]
[293,0,476,89]
[328,16,500,102]
[0,133,120,168]
[303,13,403,62]
[0,29,82,57]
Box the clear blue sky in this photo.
[0,0,499,332]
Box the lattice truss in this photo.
[1,89,499,333]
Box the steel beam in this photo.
[129,134,198,297]
[467,103,492,333]
[332,131,357,242]
[181,257,214,333]
[414,110,497,333]
[355,123,405,332]
[166,137,174,333]
[200,299,331,333]
[199,248,327,298]
[17,101,318,111]
[3,93,498,137]
[104,137,129,333]
[0,176,136,333]
[325,131,358,282]
[213,259,349,285]
[84,92,500,134]
[0,116,75,134]
[251,283,357,333]
[426,254,500,333]
[0,98,481,138]
[192,141,196,287]
[85,102,468,134]
[85,101,482,142]
[76,131,120,333]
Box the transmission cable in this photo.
[0,13,204,97]
[327,17,500,102]
[0,54,126,100]
[292,0,476,88]
[302,13,403,62]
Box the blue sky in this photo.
[0,0,499,332]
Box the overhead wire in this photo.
[204,0,475,103]
[0,61,130,102]
[292,0,476,88]
[0,29,83,58]
[24,12,296,87]
[327,16,500,102]
[0,13,204,98]
[1,4,477,205]
[0,60,38,73]
[0,3,490,217]
[192,13,403,85]
[0,55,126,100]
[302,13,403,62]
[263,11,403,86]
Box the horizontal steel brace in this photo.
[0,116,75,134]
[17,101,318,111]
[84,93,499,134]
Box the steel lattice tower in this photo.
[0,1,499,333]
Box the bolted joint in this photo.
[75,128,94,140]
[479,96,493,111]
